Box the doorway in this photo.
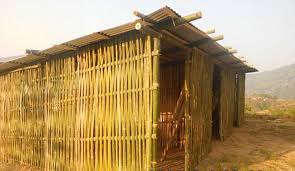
[212,65,221,140]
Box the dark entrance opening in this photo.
[234,74,239,127]
[212,65,221,140]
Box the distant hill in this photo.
[246,63,295,99]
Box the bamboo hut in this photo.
[0,6,257,171]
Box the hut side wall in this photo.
[189,49,213,167]
[236,73,245,126]
[219,68,237,140]
[0,33,160,171]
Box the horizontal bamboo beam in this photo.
[228,60,245,65]
[189,38,210,47]
[212,51,228,57]
[134,17,252,74]
[237,56,245,60]
[189,34,223,47]
[133,11,156,24]
[133,10,202,30]
[204,28,215,34]
[173,12,202,26]
[54,44,77,51]
[228,49,237,54]
[212,35,224,41]
[62,43,80,49]
[224,46,232,50]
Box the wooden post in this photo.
[184,51,192,171]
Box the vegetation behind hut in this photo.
[246,63,295,99]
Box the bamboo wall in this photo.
[0,33,160,171]
[0,66,44,169]
[236,73,245,126]
[219,68,237,140]
[189,49,213,168]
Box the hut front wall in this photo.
[189,49,213,167]
[219,68,237,140]
[236,73,245,126]
[0,33,160,171]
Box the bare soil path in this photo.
[197,116,295,171]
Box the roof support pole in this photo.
[151,35,161,171]
[184,52,192,171]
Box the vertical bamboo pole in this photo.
[136,35,143,170]
[93,46,98,171]
[98,44,103,171]
[151,36,160,171]
[184,52,192,171]
[144,35,152,171]
[130,37,137,170]
[106,43,112,171]
[114,40,120,170]
[121,38,127,171]
[125,35,131,171]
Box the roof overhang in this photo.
[0,6,257,75]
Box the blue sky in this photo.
[0,0,295,71]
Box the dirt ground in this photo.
[1,116,295,171]
[196,116,295,171]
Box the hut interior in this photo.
[157,38,187,170]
